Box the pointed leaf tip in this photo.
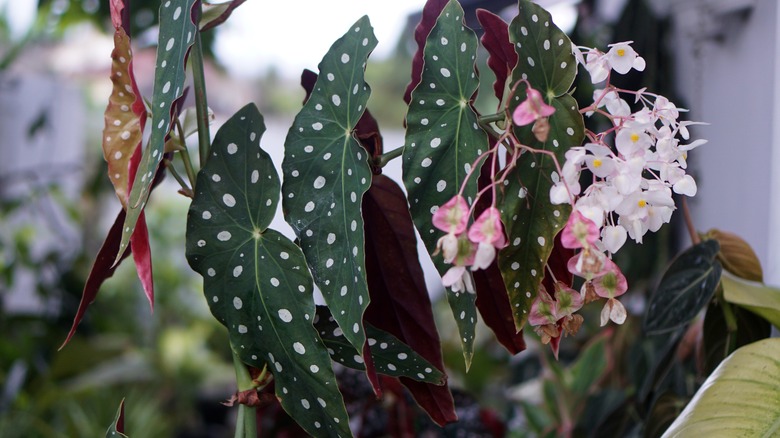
[282,16,378,355]
[118,0,198,265]
[186,104,351,436]
[402,0,488,365]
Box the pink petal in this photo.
[512,101,537,126]
[432,195,469,234]
[442,265,466,288]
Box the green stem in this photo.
[478,112,506,125]
[376,147,404,168]
[192,16,212,167]
[179,146,198,189]
[163,159,193,197]
[232,348,257,438]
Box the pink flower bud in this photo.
[432,195,469,234]
[512,87,556,126]
[561,211,600,249]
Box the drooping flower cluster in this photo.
[429,41,704,352]
[432,196,507,294]
[554,41,706,251]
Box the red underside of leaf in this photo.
[473,143,527,355]
[363,175,456,426]
[127,141,154,312]
[60,210,131,349]
[542,233,575,293]
[200,0,247,32]
[116,399,126,433]
[476,9,518,108]
[403,0,449,104]
[363,341,383,399]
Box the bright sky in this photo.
[213,0,429,78]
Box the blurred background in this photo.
[1,0,778,436]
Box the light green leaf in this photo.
[722,271,780,329]
[497,96,581,329]
[313,307,446,384]
[118,0,198,263]
[662,338,780,437]
[186,104,350,437]
[402,0,488,367]
[281,16,377,355]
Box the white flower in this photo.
[606,42,646,74]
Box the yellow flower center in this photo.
[637,199,647,208]
[630,133,640,143]
[593,158,602,168]
[617,49,626,57]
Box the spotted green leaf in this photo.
[281,16,377,355]
[496,2,583,330]
[186,104,350,437]
[117,0,198,263]
[512,0,577,97]
[402,0,489,368]
[313,307,446,384]
[105,399,128,438]
[498,96,582,330]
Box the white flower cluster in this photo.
[550,42,707,253]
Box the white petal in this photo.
[673,175,697,197]
[603,225,627,253]
[600,301,611,326]
[609,299,627,324]
[633,56,646,71]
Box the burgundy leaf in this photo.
[355,109,383,161]
[541,232,575,293]
[60,164,166,349]
[472,140,526,354]
[363,341,383,399]
[476,9,518,107]
[363,174,456,426]
[473,265,526,354]
[60,210,130,349]
[200,0,247,32]
[127,145,154,312]
[403,0,449,104]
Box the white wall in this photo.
[661,0,778,282]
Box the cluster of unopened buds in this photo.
[430,41,706,349]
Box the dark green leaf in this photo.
[643,392,686,438]
[497,95,581,329]
[186,104,350,436]
[703,297,770,380]
[644,240,722,334]
[118,0,198,262]
[402,0,489,367]
[281,16,377,354]
[512,0,577,97]
[568,334,608,396]
[314,307,445,384]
